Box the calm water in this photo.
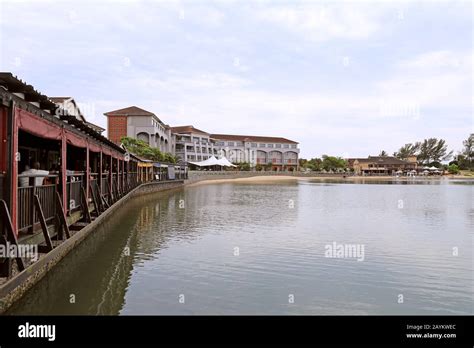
[8,179,473,315]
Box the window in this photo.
[259,143,265,148]
[235,141,243,146]
[217,141,225,146]
[267,144,274,148]
[291,144,297,149]
[251,143,257,147]
[227,142,235,147]
[276,144,281,148]
[283,144,289,148]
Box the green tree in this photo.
[394,143,420,160]
[234,162,251,171]
[462,134,473,169]
[121,136,176,163]
[321,155,347,171]
[416,138,452,164]
[298,158,308,168]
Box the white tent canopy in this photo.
[189,156,236,167]
[429,166,439,171]
[189,156,219,167]
[216,157,237,167]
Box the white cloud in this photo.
[253,2,390,41]
[379,50,472,109]
[398,50,470,70]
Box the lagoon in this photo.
[8,179,473,315]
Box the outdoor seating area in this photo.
[0,73,187,280]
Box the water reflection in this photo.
[8,181,473,315]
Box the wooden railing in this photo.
[66,173,84,213]
[17,174,58,232]
[14,167,184,234]
[0,174,4,201]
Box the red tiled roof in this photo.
[211,134,298,144]
[170,125,210,135]
[104,106,155,116]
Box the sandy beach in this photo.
[186,174,474,187]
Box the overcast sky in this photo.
[0,0,472,158]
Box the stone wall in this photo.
[0,180,184,313]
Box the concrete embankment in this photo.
[0,180,184,314]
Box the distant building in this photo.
[211,134,299,171]
[349,156,417,175]
[104,106,175,153]
[50,97,105,134]
[170,125,218,162]
[104,106,300,169]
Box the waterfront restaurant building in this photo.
[349,156,418,175]
[0,73,187,288]
[0,73,136,241]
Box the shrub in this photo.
[447,164,460,174]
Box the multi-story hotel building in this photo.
[104,107,300,169]
[104,106,175,154]
[170,125,218,163]
[211,134,299,171]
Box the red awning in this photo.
[16,107,125,159]
[88,141,102,153]
[65,129,87,148]
[16,108,61,140]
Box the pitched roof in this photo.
[85,121,105,133]
[356,156,411,165]
[210,134,298,144]
[49,97,71,103]
[50,96,86,122]
[104,106,155,116]
[0,73,124,153]
[170,125,210,135]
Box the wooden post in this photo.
[116,157,120,196]
[109,155,113,199]
[113,177,119,201]
[90,182,100,217]
[0,199,25,271]
[98,151,102,199]
[122,160,126,194]
[55,192,70,239]
[106,180,113,205]
[81,187,91,223]
[95,182,105,212]
[10,104,19,236]
[28,179,36,234]
[61,130,67,216]
[85,144,90,202]
[34,195,53,252]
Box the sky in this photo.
[0,0,472,158]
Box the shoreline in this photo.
[186,174,474,187]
